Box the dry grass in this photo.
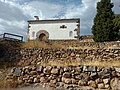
[21,40,65,49]
[21,40,95,49]
[1,80,18,88]
[38,60,120,68]
[20,40,120,49]
[0,66,18,89]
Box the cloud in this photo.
[60,0,96,35]
[79,0,96,35]
[0,0,28,39]
[0,0,65,40]
[21,1,63,19]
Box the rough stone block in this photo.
[83,66,97,72]
[30,71,37,75]
[88,80,97,88]
[78,80,86,86]
[64,78,72,84]
[98,83,105,89]
[43,66,52,75]
[103,78,110,84]
[36,66,43,72]
[71,79,77,84]
[64,67,72,72]
[75,66,82,73]
[110,78,120,90]
[40,77,47,83]
[51,68,59,74]
[95,78,103,84]
[50,79,57,84]
[98,71,111,79]
[13,67,22,76]
[90,72,97,78]
[33,77,40,83]
[105,84,110,89]
[115,68,120,73]
[63,72,72,78]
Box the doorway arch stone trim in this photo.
[36,30,49,41]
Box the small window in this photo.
[32,31,35,37]
[69,31,73,37]
[60,25,67,29]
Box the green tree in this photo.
[113,14,120,40]
[114,14,120,28]
[92,0,119,42]
[113,14,120,39]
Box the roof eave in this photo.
[27,18,80,23]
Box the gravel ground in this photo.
[1,88,51,90]
[1,83,54,90]
[1,86,53,90]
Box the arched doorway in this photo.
[36,30,49,41]
[39,33,46,41]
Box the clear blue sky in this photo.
[0,0,120,39]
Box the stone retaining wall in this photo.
[1,41,120,67]
[18,48,120,66]
[6,65,120,90]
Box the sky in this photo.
[0,0,120,40]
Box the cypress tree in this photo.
[113,14,120,39]
[92,0,118,42]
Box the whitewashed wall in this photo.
[28,21,79,40]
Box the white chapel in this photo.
[27,16,80,41]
